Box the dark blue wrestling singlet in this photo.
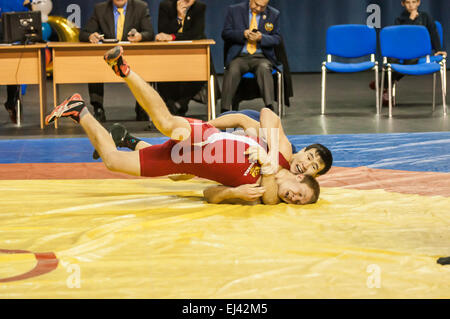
[218,110,298,154]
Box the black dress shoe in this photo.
[4,102,17,124]
[94,108,106,122]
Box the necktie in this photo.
[116,8,125,41]
[178,18,185,33]
[247,12,258,54]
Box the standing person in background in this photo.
[79,0,155,122]
[0,0,31,124]
[155,0,210,116]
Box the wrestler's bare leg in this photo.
[45,95,141,176]
[104,46,192,141]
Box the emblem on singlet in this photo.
[243,163,261,178]
[249,166,260,178]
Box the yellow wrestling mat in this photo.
[0,178,449,298]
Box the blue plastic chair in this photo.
[321,24,379,114]
[416,21,446,100]
[380,25,446,117]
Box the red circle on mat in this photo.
[0,249,59,283]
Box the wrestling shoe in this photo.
[93,122,130,160]
[45,93,85,125]
[104,46,130,78]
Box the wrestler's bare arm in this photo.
[208,114,261,136]
[260,108,292,159]
[203,184,264,205]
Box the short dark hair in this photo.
[301,175,320,204]
[305,143,333,176]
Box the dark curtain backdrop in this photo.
[50,0,450,73]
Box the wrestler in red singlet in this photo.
[139,118,290,187]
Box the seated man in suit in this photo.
[154,0,207,116]
[0,0,31,124]
[221,0,281,113]
[79,0,155,122]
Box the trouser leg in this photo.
[88,83,104,110]
[251,57,275,107]
[221,57,251,110]
[5,85,19,108]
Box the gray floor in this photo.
[0,72,448,139]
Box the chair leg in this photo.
[441,67,447,115]
[392,82,396,108]
[433,73,436,112]
[443,59,447,96]
[374,65,380,114]
[210,75,216,120]
[321,64,326,115]
[388,66,393,118]
[277,71,282,117]
[380,67,385,112]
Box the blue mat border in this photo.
[0,132,449,173]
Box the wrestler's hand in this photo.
[245,146,278,176]
[234,184,266,201]
[245,145,269,164]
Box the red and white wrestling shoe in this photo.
[104,46,130,78]
[45,93,86,125]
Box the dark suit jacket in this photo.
[158,0,206,41]
[157,0,221,101]
[222,1,281,68]
[79,0,154,42]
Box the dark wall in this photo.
[50,0,450,73]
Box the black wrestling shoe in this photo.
[437,257,450,265]
[104,46,130,78]
[93,122,129,160]
[45,94,86,125]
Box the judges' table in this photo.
[48,40,216,127]
[0,44,48,128]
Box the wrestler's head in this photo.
[113,0,128,8]
[250,0,269,15]
[290,143,333,177]
[277,173,320,205]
